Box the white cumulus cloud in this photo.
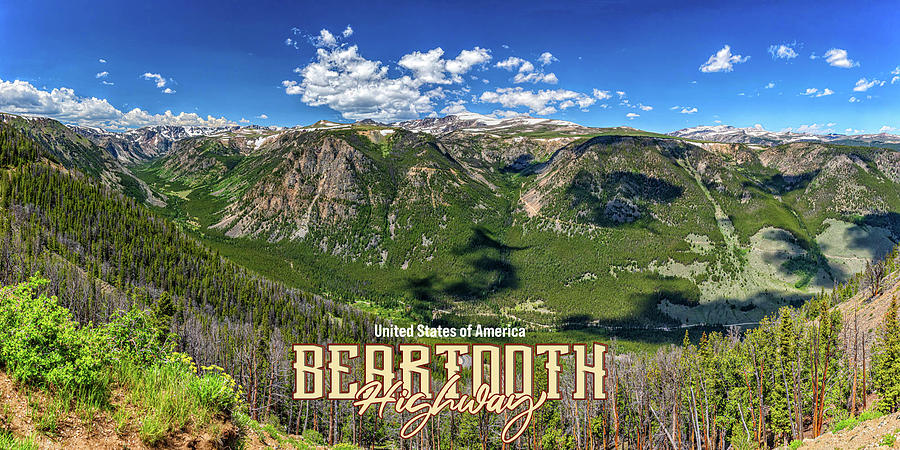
[495,56,556,84]
[142,73,167,88]
[768,44,798,59]
[593,89,612,100]
[679,107,698,114]
[281,80,302,95]
[801,87,833,97]
[399,47,491,85]
[513,72,558,84]
[626,112,640,119]
[440,101,468,115]
[496,57,526,71]
[286,45,445,122]
[538,52,558,65]
[445,47,492,77]
[0,77,233,129]
[95,71,109,79]
[699,45,749,73]
[316,29,338,48]
[823,48,858,68]
[794,123,828,133]
[853,77,884,92]
[802,87,834,97]
[479,87,595,115]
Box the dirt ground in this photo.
[787,412,900,449]
[0,369,241,449]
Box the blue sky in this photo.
[1,0,898,133]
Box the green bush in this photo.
[193,366,239,413]
[541,427,574,450]
[302,428,325,445]
[831,417,857,432]
[830,410,883,432]
[0,277,247,445]
[0,277,106,391]
[858,410,882,421]
[102,307,175,365]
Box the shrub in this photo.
[102,307,175,365]
[0,277,106,392]
[831,417,857,432]
[194,365,240,414]
[831,410,883,433]
[302,428,325,445]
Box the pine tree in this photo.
[872,295,900,413]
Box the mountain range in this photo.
[670,124,900,149]
[58,112,900,162]
[4,110,900,335]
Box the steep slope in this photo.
[131,121,900,332]
[0,112,163,205]
[0,124,395,441]
[0,277,316,449]
[8,112,900,335]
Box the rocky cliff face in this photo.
[212,134,385,241]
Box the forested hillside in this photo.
[0,118,392,438]
[3,113,900,448]
[131,118,900,336]
[0,113,161,205]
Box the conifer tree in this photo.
[872,295,900,413]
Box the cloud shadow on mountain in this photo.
[404,226,527,315]
[566,170,684,226]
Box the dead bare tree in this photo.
[865,259,887,299]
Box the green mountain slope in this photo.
[0,124,395,438]
[4,113,900,448]
[0,113,161,205]
[124,120,900,332]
